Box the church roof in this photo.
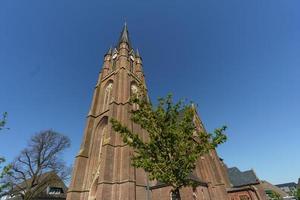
[227,167,259,187]
[149,173,207,190]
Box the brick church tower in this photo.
[67,24,149,200]
[67,25,267,200]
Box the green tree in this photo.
[0,112,8,131]
[111,88,227,199]
[0,112,11,194]
[294,188,300,200]
[266,190,282,200]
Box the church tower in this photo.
[67,24,149,200]
[67,24,262,200]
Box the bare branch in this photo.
[2,130,71,198]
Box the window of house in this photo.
[48,187,63,195]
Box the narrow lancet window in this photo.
[131,83,139,110]
[130,55,135,72]
[103,82,113,111]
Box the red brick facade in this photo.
[67,25,267,200]
[228,184,267,200]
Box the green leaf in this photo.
[110,87,227,190]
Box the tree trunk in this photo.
[171,188,181,200]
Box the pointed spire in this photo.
[118,23,131,48]
[135,48,141,58]
[106,46,112,55]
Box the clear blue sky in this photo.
[0,0,299,185]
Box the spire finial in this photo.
[118,23,131,48]
[135,48,141,57]
[106,46,112,55]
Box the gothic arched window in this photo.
[90,116,108,175]
[97,117,108,160]
[130,60,134,72]
[131,83,139,110]
[88,176,98,200]
[130,55,135,72]
[131,84,138,95]
[103,82,113,111]
[112,53,117,71]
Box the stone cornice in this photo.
[97,180,136,185]
[67,190,89,193]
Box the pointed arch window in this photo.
[90,116,109,176]
[130,55,135,72]
[88,176,98,200]
[97,117,109,160]
[103,82,113,111]
[112,53,117,71]
[131,83,139,110]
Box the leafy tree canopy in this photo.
[111,87,227,192]
[294,188,300,200]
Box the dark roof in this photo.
[260,181,289,198]
[227,167,259,187]
[150,173,207,190]
[275,182,297,188]
[8,172,67,199]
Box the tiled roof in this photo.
[261,180,289,198]
[8,172,67,199]
[227,167,259,187]
[275,182,297,188]
[150,173,207,190]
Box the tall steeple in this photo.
[135,48,140,58]
[118,23,131,48]
[67,24,148,200]
[105,46,112,55]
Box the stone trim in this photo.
[67,190,89,193]
[102,143,127,148]
[75,154,89,159]
[227,185,259,193]
[97,180,136,185]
